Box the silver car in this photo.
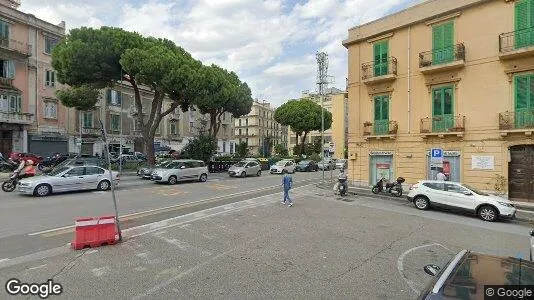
[18,165,119,197]
[228,160,262,178]
[151,159,209,184]
[137,160,171,179]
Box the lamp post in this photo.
[118,71,123,174]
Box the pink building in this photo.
[0,0,67,157]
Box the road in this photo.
[0,170,332,259]
[0,183,531,299]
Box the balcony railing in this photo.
[0,38,31,56]
[420,115,465,134]
[361,57,397,81]
[81,127,101,136]
[0,77,13,86]
[419,43,465,68]
[499,27,534,54]
[0,111,34,124]
[363,120,398,136]
[499,110,534,130]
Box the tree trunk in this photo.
[300,131,309,155]
[143,130,156,166]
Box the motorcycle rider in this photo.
[13,159,36,180]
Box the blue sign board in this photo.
[431,148,443,164]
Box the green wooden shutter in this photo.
[515,0,532,48]
[515,75,529,111]
[433,22,454,64]
[373,96,389,134]
[374,43,381,76]
[374,96,381,121]
[443,22,454,63]
[373,41,388,76]
[106,89,111,105]
[7,60,14,78]
[381,41,389,75]
[17,96,21,112]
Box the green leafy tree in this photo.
[273,143,288,157]
[195,65,253,139]
[236,142,249,158]
[52,27,205,165]
[55,84,100,111]
[274,99,332,155]
[180,135,218,163]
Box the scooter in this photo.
[338,175,348,196]
[0,156,18,172]
[2,170,20,192]
[372,177,405,197]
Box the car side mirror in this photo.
[463,191,473,196]
[423,264,441,276]
[530,229,534,237]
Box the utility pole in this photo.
[118,70,123,174]
[316,52,329,186]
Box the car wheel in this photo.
[282,169,287,174]
[168,175,178,185]
[97,180,111,191]
[199,173,208,182]
[414,196,430,210]
[34,184,51,197]
[371,186,380,194]
[256,170,261,176]
[241,172,246,178]
[478,205,498,222]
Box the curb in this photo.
[316,184,534,223]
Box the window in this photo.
[6,95,21,113]
[45,37,58,54]
[246,128,249,135]
[222,141,226,153]
[0,20,9,41]
[85,167,105,175]
[514,74,534,128]
[239,119,242,126]
[1,60,14,78]
[432,21,454,64]
[189,121,194,131]
[515,0,534,49]
[432,86,454,131]
[82,112,93,128]
[45,70,55,87]
[239,129,242,136]
[246,118,249,126]
[155,124,161,134]
[373,40,389,76]
[373,95,389,135]
[170,122,177,135]
[111,114,120,132]
[44,101,57,119]
[423,182,445,191]
[184,161,195,169]
[107,90,122,106]
[230,142,234,154]
[66,167,84,177]
[445,183,469,194]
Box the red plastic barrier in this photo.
[71,215,118,250]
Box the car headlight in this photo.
[497,201,514,208]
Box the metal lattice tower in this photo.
[316,51,334,186]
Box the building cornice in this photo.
[0,4,65,36]
[424,12,462,26]
[367,32,394,43]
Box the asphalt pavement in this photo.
[0,184,530,299]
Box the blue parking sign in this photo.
[431,148,443,159]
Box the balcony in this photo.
[0,38,31,57]
[361,57,397,85]
[81,127,101,137]
[0,77,13,86]
[419,43,465,74]
[0,111,34,125]
[420,115,465,138]
[499,27,534,60]
[362,120,398,140]
[499,110,534,136]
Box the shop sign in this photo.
[369,151,393,156]
[426,150,460,157]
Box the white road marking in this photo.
[28,264,47,270]
[85,249,99,255]
[397,243,451,295]
[91,266,111,277]
[0,258,10,263]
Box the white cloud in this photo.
[18,0,418,106]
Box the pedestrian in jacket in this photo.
[281,173,293,207]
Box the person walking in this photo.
[281,173,293,207]
[436,170,447,181]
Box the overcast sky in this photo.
[20,0,420,106]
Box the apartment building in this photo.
[343,0,534,201]
[287,87,348,159]
[0,0,67,157]
[67,82,236,156]
[234,100,288,155]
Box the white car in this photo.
[18,165,119,197]
[407,180,516,222]
[270,159,296,174]
[151,159,208,184]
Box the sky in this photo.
[19,0,421,107]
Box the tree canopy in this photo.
[52,26,252,164]
[274,99,332,155]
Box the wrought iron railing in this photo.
[0,77,13,86]
[0,38,31,56]
[361,57,397,80]
[420,115,465,133]
[419,43,465,67]
[499,110,534,130]
[0,111,34,124]
[363,120,398,136]
[499,27,534,53]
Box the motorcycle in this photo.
[338,175,348,196]
[372,177,405,197]
[2,171,20,192]
[0,156,18,172]
[38,154,67,172]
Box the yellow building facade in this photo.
[343,0,534,201]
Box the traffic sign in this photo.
[430,148,443,163]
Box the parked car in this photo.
[8,152,43,165]
[418,249,534,299]
[317,158,335,171]
[18,165,119,197]
[407,180,516,222]
[52,157,107,170]
[295,160,318,172]
[270,159,296,174]
[151,159,208,184]
[228,160,262,178]
[137,160,172,179]
[335,159,348,170]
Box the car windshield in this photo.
[234,162,247,167]
[155,161,170,168]
[48,166,70,176]
[463,184,489,196]
[276,160,289,166]
[299,160,310,165]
